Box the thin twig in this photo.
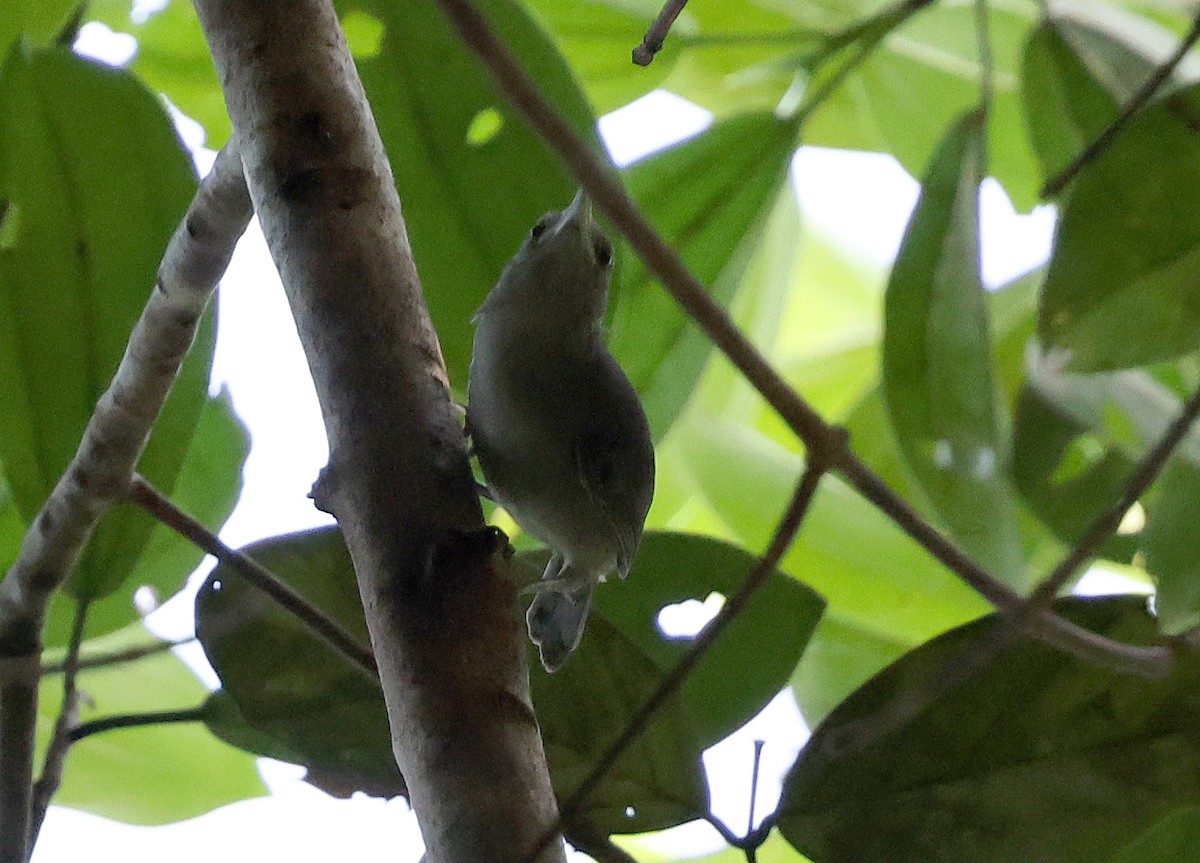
[28,600,90,844]
[745,739,765,862]
[529,466,827,862]
[1041,5,1200,198]
[432,0,1173,679]
[68,707,206,744]
[633,0,690,66]
[41,636,195,676]
[1033,382,1200,603]
[0,657,38,863]
[127,475,378,681]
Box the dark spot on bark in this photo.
[37,509,54,533]
[185,212,203,240]
[279,168,325,204]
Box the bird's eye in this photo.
[593,236,614,268]
[530,215,554,241]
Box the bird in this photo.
[467,191,655,671]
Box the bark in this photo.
[190,1,564,859]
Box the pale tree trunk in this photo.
[190,0,566,860]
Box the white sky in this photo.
[38,27,1067,863]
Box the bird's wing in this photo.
[572,355,655,577]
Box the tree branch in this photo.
[433,0,1172,680]
[632,0,690,66]
[0,143,250,863]
[1040,5,1200,198]
[41,636,194,676]
[29,600,89,844]
[190,1,562,859]
[68,707,206,744]
[128,474,377,680]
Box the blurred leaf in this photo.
[88,0,229,143]
[1143,460,1200,634]
[609,113,798,439]
[42,389,249,646]
[779,595,1199,863]
[37,622,265,823]
[354,0,599,393]
[1039,78,1200,370]
[0,0,78,56]
[882,111,1025,588]
[0,46,207,615]
[1106,807,1200,863]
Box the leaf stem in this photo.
[1040,5,1200,197]
[29,600,90,845]
[41,636,195,676]
[127,475,378,681]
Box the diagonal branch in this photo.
[128,474,377,679]
[1041,5,1200,198]
[433,0,1172,679]
[0,143,251,863]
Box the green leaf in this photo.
[778,595,1200,863]
[43,389,249,646]
[562,532,823,749]
[882,111,1025,588]
[532,610,710,835]
[1021,20,1126,184]
[1143,460,1200,634]
[38,622,265,823]
[195,528,405,799]
[0,46,207,613]
[0,1,78,57]
[88,0,229,144]
[354,0,599,393]
[674,415,990,648]
[195,528,813,832]
[609,113,799,439]
[1039,79,1200,370]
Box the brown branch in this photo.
[632,0,690,66]
[127,474,378,680]
[1041,5,1200,198]
[433,0,1173,679]
[29,600,89,844]
[530,465,828,862]
[41,636,194,676]
[68,707,206,744]
[0,143,250,863]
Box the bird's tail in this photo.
[526,579,596,672]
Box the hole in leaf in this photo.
[1117,501,1146,535]
[624,805,637,818]
[341,10,383,58]
[466,108,504,147]
[211,579,223,592]
[657,593,724,639]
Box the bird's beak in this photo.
[559,189,593,231]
